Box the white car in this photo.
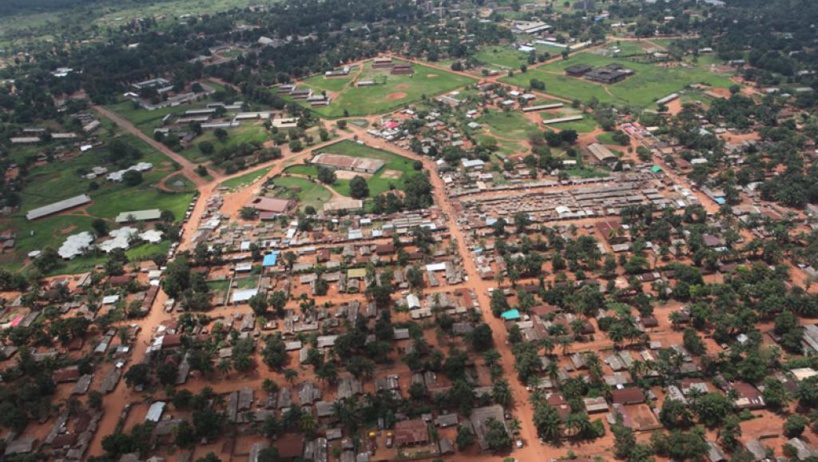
[516,440,523,449]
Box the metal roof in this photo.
[27,194,91,221]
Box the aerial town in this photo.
[1,0,818,461]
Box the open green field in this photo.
[538,109,598,133]
[285,140,418,197]
[301,71,356,93]
[179,124,269,163]
[271,176,332,212]
[287,60,475,118]
[475,46,530,69]
[478,110,540,142]
[220,166,272,191]
[503,52,736,108]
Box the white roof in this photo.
[232,288,259,303]
[406,294,421,308]
[425,262,447,272]
[140,230,164,243]
[146,401,166,422]
[102,295,120,305]
[461,159,485,168]
[99,227,138,253]
[58,232,95,259]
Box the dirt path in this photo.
[93,105,215,187]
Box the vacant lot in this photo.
[287,60,475,118]
[504,52,735,107]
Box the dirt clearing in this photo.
[335,170,371,180]
[381,169,404,179]
[386,92,407,100]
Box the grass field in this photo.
[286,60,475,118]
[538,110,598,133]
[474,46,530,70]
[478,110,540,142]
[286,140,418,197]
[503,52,736,108]
[179,124,269,163]
[272,176,333,212]
[301,71,356,93]
[220,166,272,191]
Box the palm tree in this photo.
[508,418,522,435]
[558,336,573,356]
[583,352,603,384]
[262,378,278,394]
[217,358,231,377]
[284,368,298,384]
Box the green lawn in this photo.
[272,176,333,212]
[284,60,475,118]
[179,124,270,164]
[596,132,628,146]
[474,46,530,69]
[503,52,736,108]
[301,71,355,93]
[86,189,194,221]
[220,166,273,191]
[478,110,540,142]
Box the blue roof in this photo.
[715,197,726,205]
[501,309,521,320]
[263,252,279,267]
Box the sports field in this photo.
[284,140,418,197]
[503,52,736,108]
[288,60,475,118]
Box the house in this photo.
[435,413,458,428]
[276,434,305,460]
[565,64,592,76]
[584,64,634,84]
[587,143,618,165]
[706,441,728,462]
[611,388,645,405]
[584,397,609,413]
[247,197,295,214]
[733,382,765,409]
[469,405,506,451]
[394,419,429,446]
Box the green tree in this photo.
[456,425,475,450]
[534,402,562,444]
[349,175,369,199]
[484,418,513,451]
[783,414,808,437]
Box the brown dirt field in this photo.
[335,170,371,180]
[386,92,407,100]
[666,98,683,115]
[708,86,732,98]
[394,84,409,89]
[380,169,403,179]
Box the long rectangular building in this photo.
[27,194,92,221]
